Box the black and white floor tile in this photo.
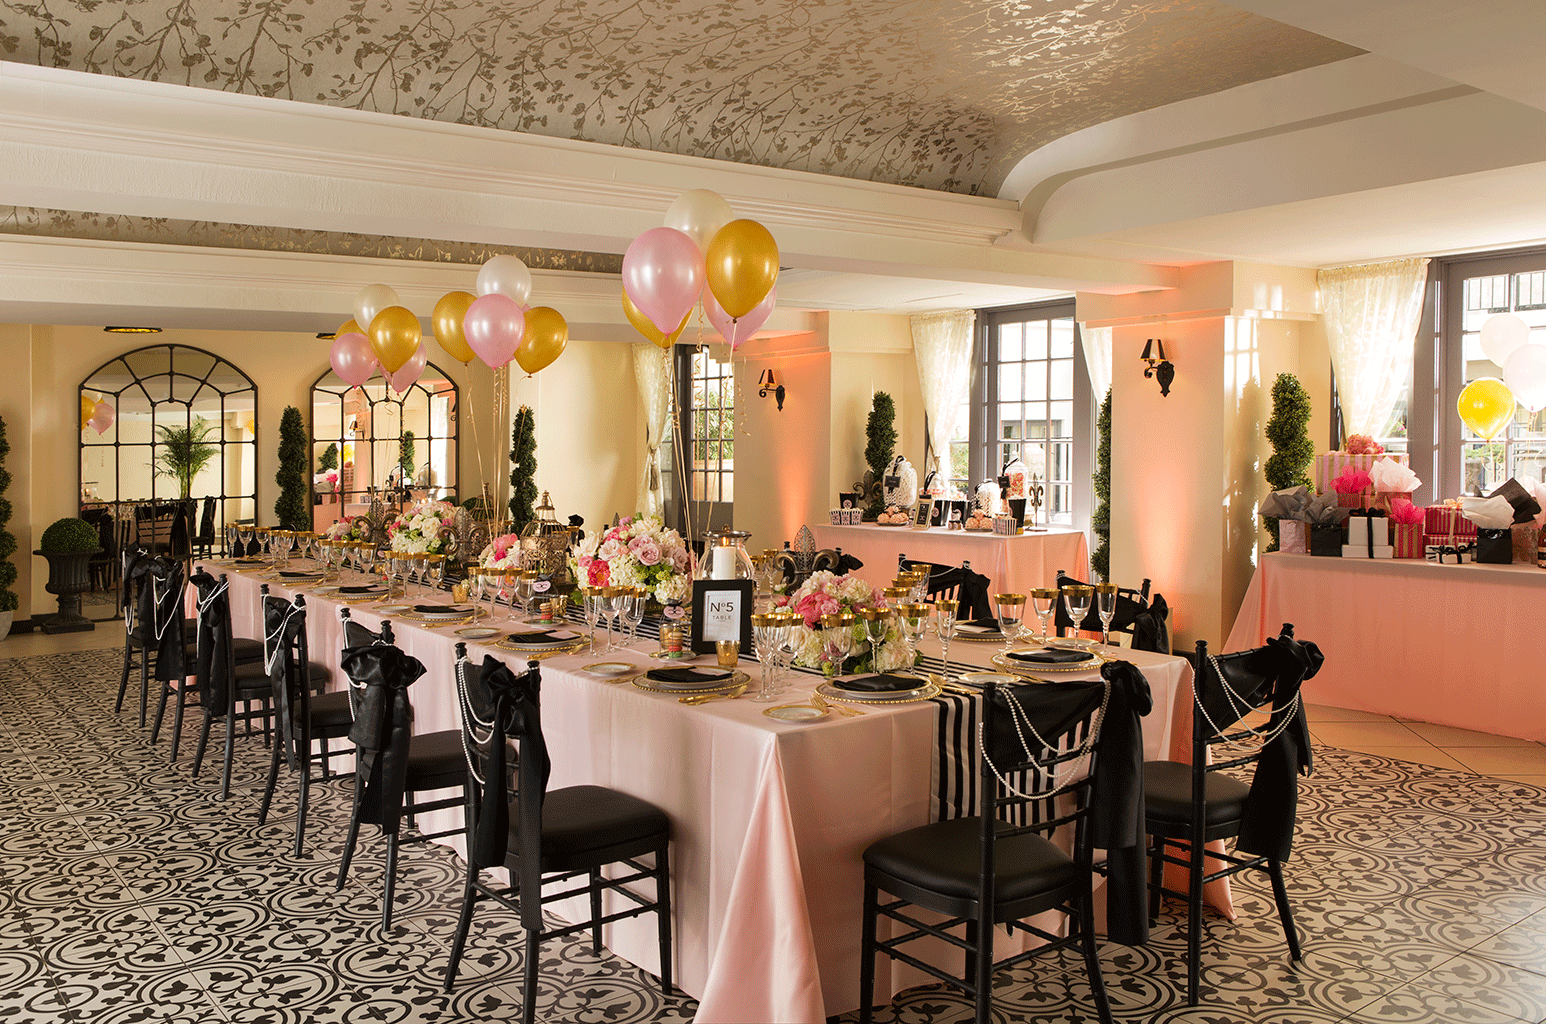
[2,648,1546,1023]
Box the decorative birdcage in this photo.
[519,491,574,586]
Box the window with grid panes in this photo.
[686,347,735,504]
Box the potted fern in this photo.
[155,417,219,499]
[34,517,100,634]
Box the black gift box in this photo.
[1007,497,1027,529]
[1309,524,1343,557]
[1475,527,1513,564]
[1489,479,1543,524]
[838,491,859,510]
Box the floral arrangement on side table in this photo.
[776,570,912,675]
[388,499,456,554]
[571,515,692,604]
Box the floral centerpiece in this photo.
[478,532,522,571]
[776,570,911,675]
[323,515,367,541]
[388,499,456,554]
[571,514,692,605]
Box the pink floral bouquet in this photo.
[570,514,692,604]
[323,515,365,541]
[1344,434,1385,455]
[479,532,523,572]
[388,498,456,554]
[775,570,910,675]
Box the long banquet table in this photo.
[1227,551,1546,742]
[223,564,1194,1023]
[811,523,1089,595]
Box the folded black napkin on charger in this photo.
[646,667,734,684]
[839,673,920,692]
[955,617,1003,633]
[1009,648,1094,664]
[416,605,473,614]
[280,570,322,578]
[340,585,384,594]
[504,628,576,644]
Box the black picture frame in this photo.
[911,497,934,529]
[690,578,754,655]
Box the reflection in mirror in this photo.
[310,364,457,535]
[79,344,258,621]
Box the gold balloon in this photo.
[621,289,691,350]
[705,219,779,319]
[516,306,568,375]
[367,306,422,373]
[337,318,362,338]
[80,394,96,429]
[1457,377,1516,441]
[432,291,477,363]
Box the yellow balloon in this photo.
[621,289,691,350]
[337,318,362,338]
[1457,377,1516,440]
[367,306,422,373]
[432,291,477,364]
[80,393,96,429]
[516,306,568,375]
[705,219,779,319]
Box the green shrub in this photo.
[863,391,897,520]
[1263,373,1314,551]
[274,406,309,530]
[40,517,100,553]
[509,407,538,529]
[1091,389,1112,581]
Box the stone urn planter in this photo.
[34,548,99,634]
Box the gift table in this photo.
[812,523,1088,595]
[220,565,1192,1023]
[1227,551,1546,742]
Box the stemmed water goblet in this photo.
[751,613,783,702]
[604,586,627,651]
[993,593,1026,654]
[581,587,605,652]
[859,606,892,675]
[1062,585,1094,644]
[934,598,958,682]
[426,554,446,595]
[1096,583,1119,648]
[624,588,646,646]
[237,524,254,557]
[899,602,928,667]
[776,611,801,690]
[1031,588,1058,644]
[820,611,855,676]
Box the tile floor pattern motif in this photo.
[2,648,1546,1023]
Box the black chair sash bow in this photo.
[264,596,307,770]
[342,644,426,834]
[467,656,550,871]
[189,569,232,710]
[127,554,185,681]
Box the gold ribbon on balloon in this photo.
[622,290,690,350]
[368,306,421,373]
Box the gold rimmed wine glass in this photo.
[859,606,892,674]
[1031,588,1058,644]
[1062,585,1094,642]
[820,611,856,676]
[934,598,958,682]
[993,593,1026,654]
[899,602,929,666]
[1096,582,1119,648]
[751,612,783,702]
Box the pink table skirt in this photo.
[811,524,1089,596]
[223,567,1189,1023]
[1226,552,1546,742]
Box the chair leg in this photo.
[1080,887,1114,1024]
[337,775,366,892]
[1149,836,1164,923]
[521,927,540,1024]
[971,916,993,1024]
[859,882,878,1024]
[1266,859,1302,961]
[382,830,399,931]
[589,870,603,954]
[220,704,237,801]
[116,646,132,714]
[444,867,479,993]
[655,842,673,995]
[1186,838,1205,1006]
[295,765,311,858]
[139,654,150,728]
[168,681,189,761]
[150,677,171,744]
[191,710,213,778]
[258,735,282,825]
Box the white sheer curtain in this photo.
[1318,257,1430,438]
[633,342,670,517]
[910,310,976,480]
[1078,323,1112,402]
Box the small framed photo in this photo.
[690,579,754,655]
[911,497,934,529]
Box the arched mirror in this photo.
[79,344,258,617]
[310,365,458,530]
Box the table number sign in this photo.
[690,579,754,655]
[911,497,934,529]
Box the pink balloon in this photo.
[703,284,777,350]
[89,401,115,435]
[463,293,526,368]
[330,332,378,387]
[390,343,427,393]
[622,227,704,335]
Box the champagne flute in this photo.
[751,613,782,702]
[1062,585,1094,643]
[993,593,1026,654]
[777,610,801,691]
[1031,588,1058,644]
[580,587,602,652]
[1096,582,1119,648]
[934,598,958,682]
[821,611,855,676]
[625,588,647,646]
[859,606,891,674]
[427,554,446,595]
[899,602,928,667]
[606,586,628,651]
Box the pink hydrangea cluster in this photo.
[570,514,691,603]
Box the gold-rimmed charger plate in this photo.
[494,638,589,660]
[398,605,488,624]
[992,649,1106,674]
[815,678,941,705]
[763,703,829,722]
[632,669,749,695]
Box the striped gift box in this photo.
[1314,452,1410,503]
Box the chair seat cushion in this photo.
[405,730,467,788]
[232,658,329,694]
[521,785,668,866]
[863,816,1076,904]
[308,690,353,730]
[182,636,264,664]
[1143,760,1250,827]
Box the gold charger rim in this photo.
[397,605,490,624]
[814,680,942,705]
[632,669,750,695]
[493,637,589,660]
[991,650,1107,674]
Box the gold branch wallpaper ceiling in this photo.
[2,0,1358,195]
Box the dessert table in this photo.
[1227,551,1546,742]
[219,564,1193,1023]
[812,523,1089,595]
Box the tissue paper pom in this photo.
[1331,468,1373,494]
[1388,499,1426,525]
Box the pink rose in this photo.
[577,555,594,571]
[633,539,663,566]
[620,516,635,528]
[588,561,610,586]
[598,538,623,561]
[670,547,691,574]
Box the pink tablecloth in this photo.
[812,524,1088,595]
[224,567,1189,1023]
[1226,552,1546,742]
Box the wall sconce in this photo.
[758,369,786,411]
[1141,338,1174,397]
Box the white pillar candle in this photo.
[712,545,736,580]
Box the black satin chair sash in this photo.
[264,596,306,771]
[467,655,550,872]
[342,644,426,835]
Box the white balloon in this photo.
[1502,342,1546,412]
[664,189,734,254]
[476,255,532,305]
[354,283,400,336]
[1480,313,1533,367]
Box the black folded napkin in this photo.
[504,629,577,644]
[955,617,1003,634]
[340,585,385,594]
[839,673,921,692]
[415,605,473,615]
[646,667,734,684]
[1009,647,1094,664]
[280,570,322,578]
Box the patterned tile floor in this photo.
[2,643,1546,1023]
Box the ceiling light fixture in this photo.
[103,326,163,334]
[316,332,337,340]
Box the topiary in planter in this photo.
[509,405,537,531]
[1263,373,1314,551]
[40,518,100,553]
[1091,389,1112,581]
[35,517,101,634]
[275,406,309,530]
[863,391,897,521]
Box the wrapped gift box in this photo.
[1315,451,1409,502]
[1425,543,1473,563]
[1517,523,1545,564]
[1347,514,1389,548]
[1475,528,1513,564]
[1309,525,1343,557]
[1342,544,1393,558]
[1392,523,1424,559]
[1424,505,1477,540]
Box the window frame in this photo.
[673,344,736,533]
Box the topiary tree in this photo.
[1091,389,1112,581]
[39,518,100,553]
[317,442,338,473]
[398,430,416,482]
[1263,372,1315,551]
[0,416,16,614]
[274,406,309,531]
[863,391,897,520]
[509,405,537,530]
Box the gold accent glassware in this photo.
[859,605,892,673]
[716,639,741,669]
[934,598,959,681]
[820,611,855,674]
[1062,585,1095,639]
[1096,583,1119,647]
[1031,588,1058,643]
[751,612,783,703]
[993,593,1027,653]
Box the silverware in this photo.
[680,682,748,705]
[812,691,863,717]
